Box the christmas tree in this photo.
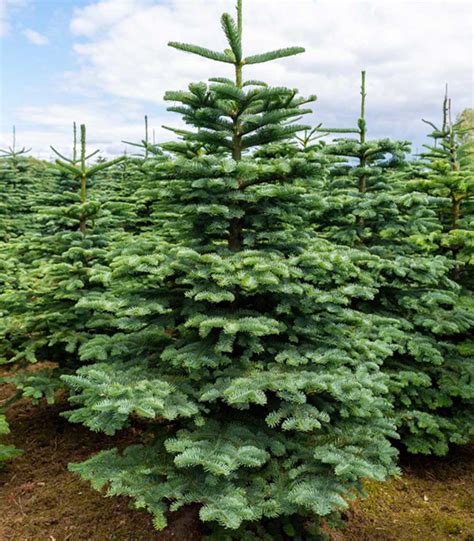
[312,74,474,455]
[0,125,125,401]
[95,116,166,234]
[64,3,399,538]
[414,87,473,286]
[0,127,53,241]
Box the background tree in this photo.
[412,89,474,286]
[0,127,52,241]
[94,116,167,234]
[0,125,126,399]
[456,108,474,144]
[311,75,474,455]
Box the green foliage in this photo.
[0,0,472,535]
[311,74,474,455]
[456,108,474,144]
[63,4,400,538]
[169,3,304,69]
[63,362,198,435]
[0,154,53,241]
[0,126,31,163]
[0,125,128,412]
[5,368,65,405]
[0,414,23,467]
[0,126,128,366]
[407,89,474,288]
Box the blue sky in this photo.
[1,0,472,159]
[2,2,77,111]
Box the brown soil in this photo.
[1,373,473,541]
[0,371,201,541]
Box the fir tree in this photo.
[312,74,474,455]
[309,71,434,249]
[0,125,125,383]
[64,3,399,538]
[0,127,52,241]
[412,88,474,287]
[456,108,474,144]
[95,116,167,233]
[122,115,163,160]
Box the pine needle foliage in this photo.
[64,4,399,538]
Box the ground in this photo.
[1,375,473,541]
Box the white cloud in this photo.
[0,100,174,160]
[4,0,473,156]
[0,0,28,36]
[65,0,472,148]
[70,0,153,37]
[23,28,49,45]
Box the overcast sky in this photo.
[0,0,472,159]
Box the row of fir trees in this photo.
[0,1,472,538]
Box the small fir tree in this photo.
[95,116,167,234]
[0,127,52,241]
[312,74,474,455]
[310,72,434,248]
[0,125,125,382]
[412,88,474,286]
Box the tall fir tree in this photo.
[63,3,400,539]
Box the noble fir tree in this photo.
[393,90,473,453]
[0,128,53,374]
[95,116,166,234]
[311,74,473,455]
[309,71,432,248]
[63,3,400,539]
[0,127,53,241]
[413,88,474,287]
[0,125,125,392]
